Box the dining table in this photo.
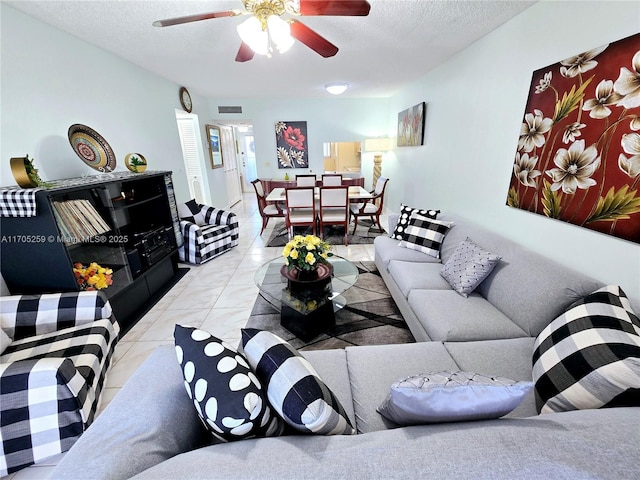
[265,186,374,203]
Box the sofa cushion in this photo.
[443,338,537,418]
[407,290,528,341]
[374,235,439,269]
[440,237,501,297]
[345,342,459,433]
[436,214,602,337]
[241,328,355,435]
[399,215,453,258]
[388,261,450,298]
[377,371,532,425]
[391,204,440,240]
[532,285,640,414]
[174,325,283,442]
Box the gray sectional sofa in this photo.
[50,213,640,479]
[374,213,638,342]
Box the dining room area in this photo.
[251,174,389,248]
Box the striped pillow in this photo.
[532,285,640,414]
[241,328,356,435]
[399,214,453,258]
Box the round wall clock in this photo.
[179,87,192,113]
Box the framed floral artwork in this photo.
[397,102,425,146]
[506,33,640,244]
[275,121,308,169]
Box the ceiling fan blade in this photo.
[235,42,255,62]
[290,20,338,58]
[299,0,371,16]
[152,10,240,27]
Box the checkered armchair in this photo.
[0,291,120,476]
[178,203,239,264]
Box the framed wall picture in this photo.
[397,102,425,147]
[505,32,640,244]
[206,124,223,169]
[275,121,308,169]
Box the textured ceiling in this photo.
[6,0,536,99]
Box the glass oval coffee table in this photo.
[254,256,359,341]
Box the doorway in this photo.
[175,111,212,205]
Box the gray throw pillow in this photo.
[377,371,533,425]
[440,237,501,297]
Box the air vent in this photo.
[218,106,243,114]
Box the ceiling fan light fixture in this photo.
[267,15,294,53]
[237,16,269,55]
[325,82,349,95]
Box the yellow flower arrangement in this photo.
[282,234,332,273]
[73,262,113,291]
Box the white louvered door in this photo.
[176,115,207,204]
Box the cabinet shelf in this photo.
[0,171,184,333]
[112,193,164,210]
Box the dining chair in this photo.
[318,186,349,245]
[251,179,285,235]
[285,187,316,238]
[321,174,342,186]
[296,174,317,187]
[349,177,389,234]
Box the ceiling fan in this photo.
[153,0,371,62]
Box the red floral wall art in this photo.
[506,33,640,244]
[275,121,308,169]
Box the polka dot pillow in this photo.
[391,204,440,240]
[174,324,284,442]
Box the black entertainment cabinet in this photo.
[0,171,184,333]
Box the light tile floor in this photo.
[4,192,385,480]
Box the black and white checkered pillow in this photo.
[391,204,440,240]
[174,325,283,442]
[241,328,356,435]
[178,199,206,225]
[532,285,640,414]
[399,214,453,258]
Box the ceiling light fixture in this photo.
[236,1,295,57]
[325,82,349,95]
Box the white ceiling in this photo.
[6,0,536,99]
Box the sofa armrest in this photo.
[1,358,85,475]
[388,214,400,236]
[0,291,113,341]
[51,345,210,480]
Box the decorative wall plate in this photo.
[68,124,117,172]
[124,153,147,173]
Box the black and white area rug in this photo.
[245,261,415,350]
[265,220,385,247]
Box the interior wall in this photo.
[206,97,390,190]
[386,1,640,298]
[0,4,202,204]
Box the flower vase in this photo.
[296,268,318,282]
